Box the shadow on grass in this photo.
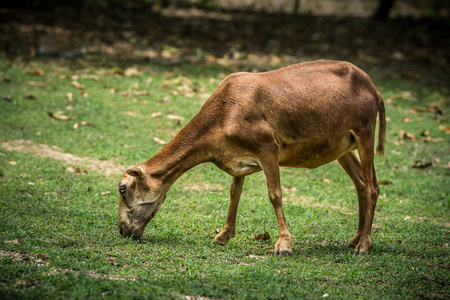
[1,5,449,87]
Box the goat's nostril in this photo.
[119,227,123,236]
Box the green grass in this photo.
[0,58,449,299]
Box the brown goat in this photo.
[118,60,386,256]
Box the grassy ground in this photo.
[0,57,449,299]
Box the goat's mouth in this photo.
[121,197,166,239]
[131,225,144,239]
[118,223,143,239]
[119,224,132,238]
[118,217,153,239]
[129,216,154,239]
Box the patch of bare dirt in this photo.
[0,250,49,267]
[0,250,137,281]
[48,268,138,281]
[1,139,127,176]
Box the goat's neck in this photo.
[144,120,213,188]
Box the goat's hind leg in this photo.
[214,176,245,245]
[338,152,366,249]
[352,132,380,254]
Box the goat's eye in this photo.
[118,186,126,196]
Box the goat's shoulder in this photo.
[213,71,264,100]
[293,60,359,77]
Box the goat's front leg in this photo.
[260,151,293,256]
[214,176,245,245]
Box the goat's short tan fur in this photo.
[118,60,386,255]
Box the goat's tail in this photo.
[376,91,386,156]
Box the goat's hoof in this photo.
[353,239,373,255]
[276,249,292,257]
[214,239,226,246]
[214,230,233,245]
[347,235,360,248]
[213,237,228,245]
[275,237,293,256]
[354,246,369,255]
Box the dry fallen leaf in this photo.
[402,117,412,123]
[387,91,417,102]
[48,112,75,121]
[37,253,49,260]
[151,112,162,118]
[438,125,450,134]
[22,81,46,87]
[71,81,85,90]
[399,130,417,142]
[167,114,185,123]
[81,121,96,127]
[126,111,141,118]
[66,167,88,174]
[3,95,12,102]
[421,133,445,143]
[29,69,44,76]
[378,180,393,185]
[339,212,358,216]
[124,68,140,77]
[106,256,118,266]
[411,105,443,117]
[5,239,20,245]
[65,92,73,101]
[429,138,446,142]
[254,231,271,241]
[153,137,167,145]
[133,90,150,96]
[121,90,132,97]
[159,96,171,103]
[436,162,450,169]
[412,161,432,169]
[26,94,36,100]
[81,74,99,81]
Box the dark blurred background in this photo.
[1,0,449,84]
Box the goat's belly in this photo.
[278,138,357,169]
[278,150,341,169]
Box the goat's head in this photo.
[117,166,166,239]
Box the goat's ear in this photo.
[126,167,143,178]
